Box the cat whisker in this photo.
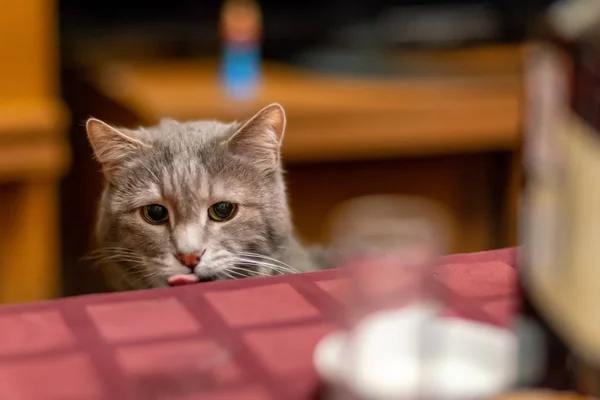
[85,255,146,268]
[226,268,256,279]
[218,270,238,280]
[87,246,136,252]
[85,248,146,263]
[237,252,295,265]
[244,265,293,276]
[229,258,296,276]
[91,260,146,271]
[227,265,273,278]
[92,254,145,263]
[235,258,297,274]
[83,247,139,258]
[233,254,293,268]
[237,252,300,273]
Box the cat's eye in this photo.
[208,201,237,222]
[141,204,169,224]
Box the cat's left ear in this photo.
[226,103,286,171]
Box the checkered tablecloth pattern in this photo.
[0,248,517,400]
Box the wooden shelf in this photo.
[92,45,523,163]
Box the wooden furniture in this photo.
[0,1,70,303]
[68,45,521,281]
[93,46,522,162]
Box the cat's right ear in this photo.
[86,118,148,180]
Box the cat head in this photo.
[86,104,293,289]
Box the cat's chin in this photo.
[167,274,217,287]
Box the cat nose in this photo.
[175,251,204,270]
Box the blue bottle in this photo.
[220,0,262,101]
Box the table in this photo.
[0,248,517,399]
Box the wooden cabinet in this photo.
[0,1,70,303]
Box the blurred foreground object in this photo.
[220,0,262,100]
[314,196,517,400]
[329,195,452,326]
[520,0,600,394]
[0,0,70,303]
[494,390,597,400]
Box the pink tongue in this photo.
[168,274,199,286]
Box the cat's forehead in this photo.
[155,120,241,162]
[138,119,242,175]
[143,119,240,145]
[123,121,257,196]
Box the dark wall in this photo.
[59,0,558,61]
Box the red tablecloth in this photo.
[0,248,518,400]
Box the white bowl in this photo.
[314,305,517,400]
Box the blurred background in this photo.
[1,0,554,303]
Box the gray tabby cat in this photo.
[86,104,326,291]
